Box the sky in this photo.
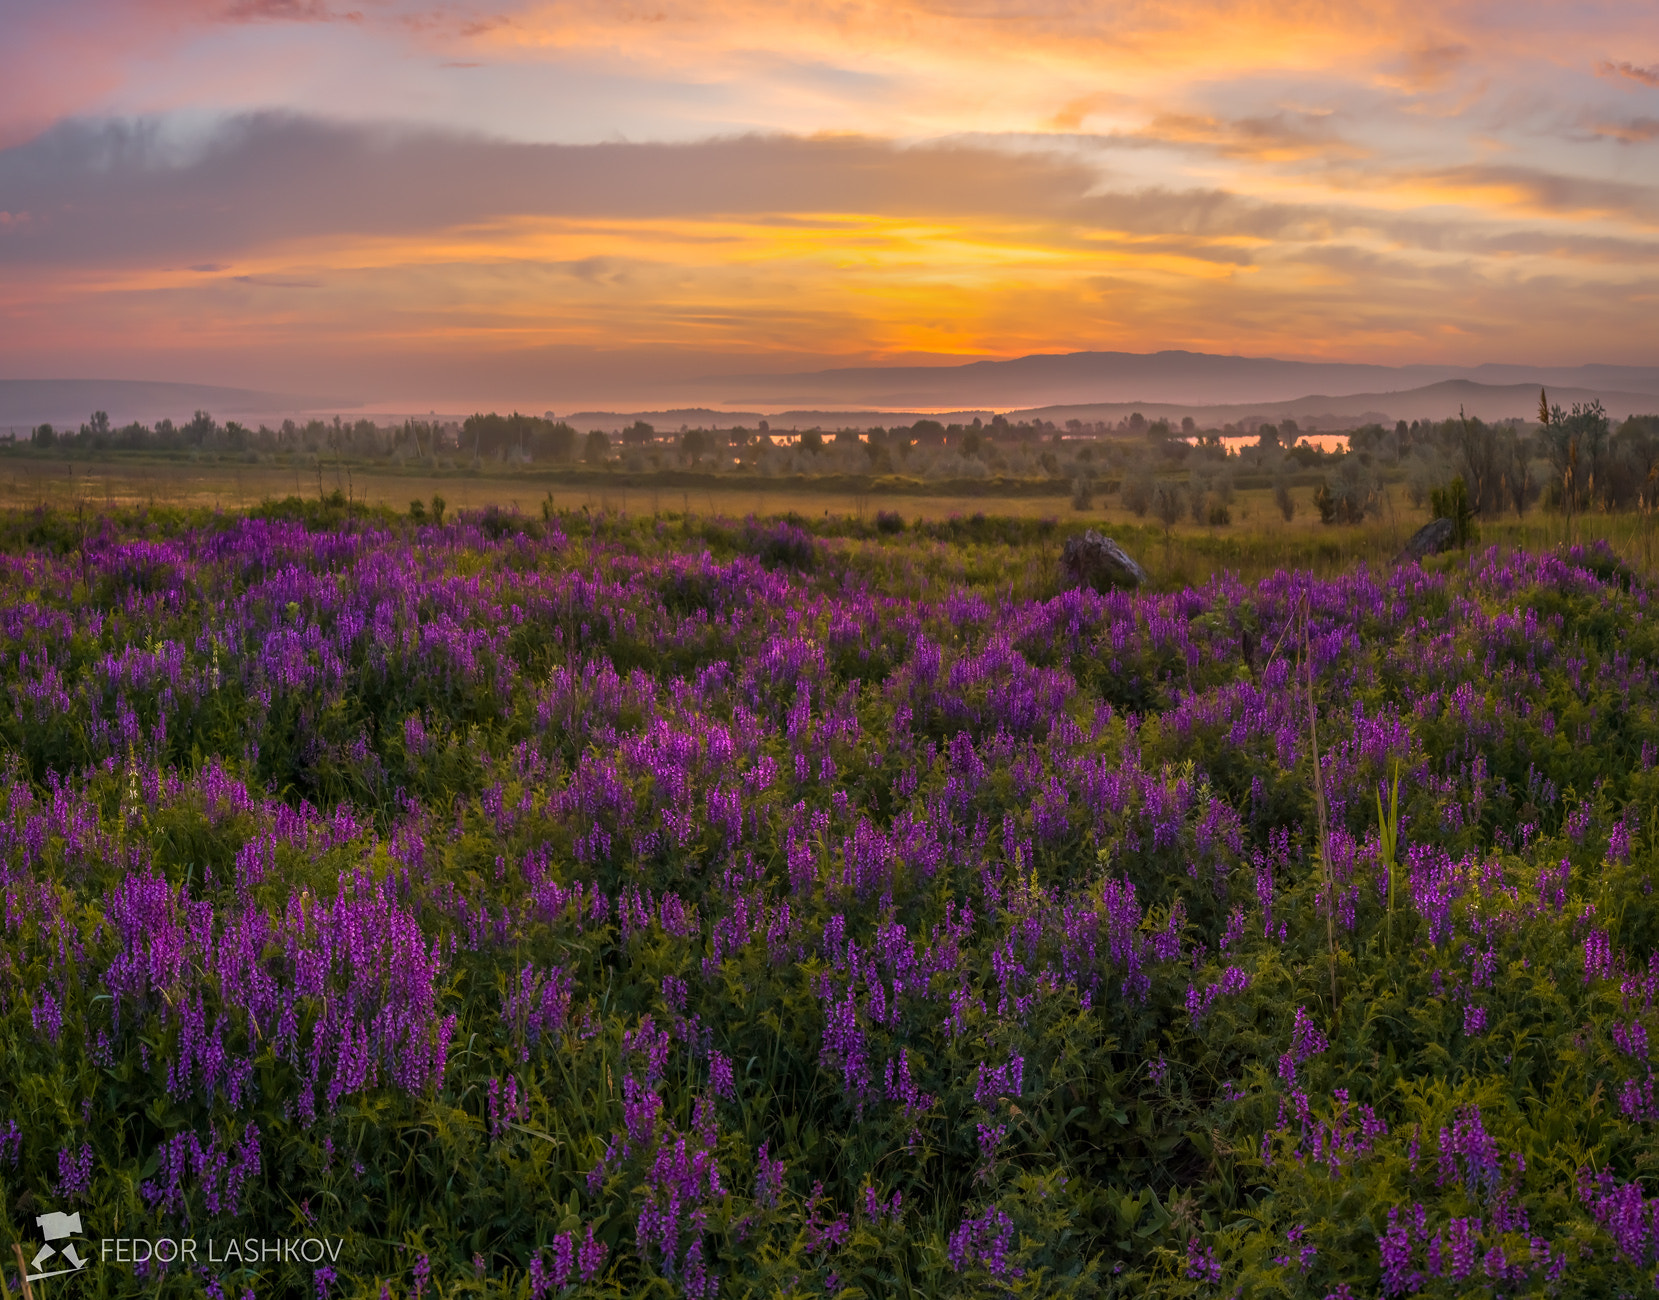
[1,0,1657,410]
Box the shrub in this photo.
[1430,475,1476,546]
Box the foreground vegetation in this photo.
[2,502,1659,1298]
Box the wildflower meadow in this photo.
[2,501,1657,1299]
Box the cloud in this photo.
[10,0,1655,155]
[1047,92,1132,132]
[1134,110,1369,162]
[1599,60,1659,88]
[223,0,363,21]
[5,100,1659,400]
[231,273,323,286]
[1394,43,1473,90]
[1584,116,1659,143]
[0,113,1520,276]
[0,115,1138,265]
[1400,163,1659,223]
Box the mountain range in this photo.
[699,351,1659,412]
[4,352,1658,432]
[0,379,358,432]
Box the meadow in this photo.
[2,497,1658,1299]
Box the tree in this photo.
[536,423,578,462]
[1315,456,1380,524]
[584,429,611,465]
[1541,397,1610,534]
[622,421,656,446]
[88,410,110,437]
[1274,473,1296,522]
[1123,466,1155,517]
[1503,431,1536,517]
[680,428,711,463]
[1153,481,1184,546]
[1430,476,1475,547]
[32,423,55,448]
[1608,416,1659,512]
[1188,466,1213,523]
[185,410,216,446]
[1453,406,1503,516]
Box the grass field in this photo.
[6,452,1656,588]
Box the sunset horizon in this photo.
[4,1,1657,412]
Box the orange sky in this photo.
[1,1,1657,408]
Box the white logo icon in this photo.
[29,1211,89,1280]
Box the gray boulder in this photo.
[1060,530,1147,592]
[1397,517,1458,564]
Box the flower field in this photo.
[3,503,1659,1298]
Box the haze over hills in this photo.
[5,353,1659,433]
[702,351,1659,412]
[1014,380,1659,432]
[0,380,358,432]
[563,381,1658,434]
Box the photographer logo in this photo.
[28,1210,90,1281]
[19,1205,347,1278]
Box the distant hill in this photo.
[703,350,1659,412]
[0,379,356,431]
[566,381,1659,434]
[1009,379,1659,429]
[563,408,768,432]
[8,353,1658,435]
[563,408,994,432]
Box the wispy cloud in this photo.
[1584,116,1659,143]
[223,0,363,22]
[1599,60,1659,88]
[2,1,1658,400]
[1133,110,1369,162]
[3,112,1657,407]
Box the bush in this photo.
[1123,469,1155,517]
[1430,475,1476,546]
[1316,456,1381,524]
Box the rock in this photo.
[1396,517,1458,564]
[1059,530,1147,592]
